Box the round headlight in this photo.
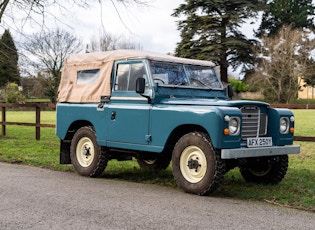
[280,117,289,134]
[229,117,240,135]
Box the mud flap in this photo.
[60,140,71,164]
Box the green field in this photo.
[0,110,314,211]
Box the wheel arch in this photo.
[64,120,94,140]
[164,124,209,152]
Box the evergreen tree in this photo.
[0,29,20,86]
[172,0,265,83]
[256,0,315,37]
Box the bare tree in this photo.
[22,28,82,102]
[0,0,149,24]
[89,32,118,52]
[247,25,315,103]
[117,37,143,50]
[88,31,142,52]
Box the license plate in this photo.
[247,137,272,148]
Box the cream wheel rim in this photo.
[76,137,95,167]
[180,146,207,183]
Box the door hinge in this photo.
[145,134,152,142]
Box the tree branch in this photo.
[0,0,10,23]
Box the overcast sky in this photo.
[0,0,182,53]
[0,0,259,55]
[57,0,185,53]
[64,0,258,53]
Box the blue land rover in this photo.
[56,50,300,195]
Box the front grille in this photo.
[241,106,267,139]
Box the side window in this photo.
[129,63,146,91]
[116,64,129,91]
[77,69,100,84]
[115,62,146,91]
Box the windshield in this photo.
[149,60,223,89]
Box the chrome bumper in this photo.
[221,145,300,159]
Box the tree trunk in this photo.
[219,60,229,84]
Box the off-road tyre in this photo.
[172,132,225,195]
[240,155,288,184]
[70,126,108,177]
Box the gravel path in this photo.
[0,162,314,230]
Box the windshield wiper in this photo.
[190,78,212,89]
[174,82,188,87]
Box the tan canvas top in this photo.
[57,49,215,102]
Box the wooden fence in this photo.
[270,104,315,142]
[0,102,56,140]
[271,104,315,109]
[0,102,315,142]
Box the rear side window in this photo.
[77,69,100,84]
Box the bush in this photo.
[291,99,315,104]
[5,83,26,103]
[228,78,250,93]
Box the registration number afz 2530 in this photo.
[247,137,272,148]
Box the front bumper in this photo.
[221,145,300,159]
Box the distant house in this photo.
[298,77,315,99]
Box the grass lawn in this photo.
[0,109,314,211]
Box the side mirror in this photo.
[227,84,234,99]
[136,77,145,94]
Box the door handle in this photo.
[111,111,116,120]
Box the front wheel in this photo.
[172,132,225,195]
[240,155,288,184]
[70,126,108,177]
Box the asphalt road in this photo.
[0,162,314,230]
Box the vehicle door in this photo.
[106,60,151,148]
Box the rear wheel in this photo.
[172,132,225,195]
[240,155,288,184]
[70,126,108,177]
